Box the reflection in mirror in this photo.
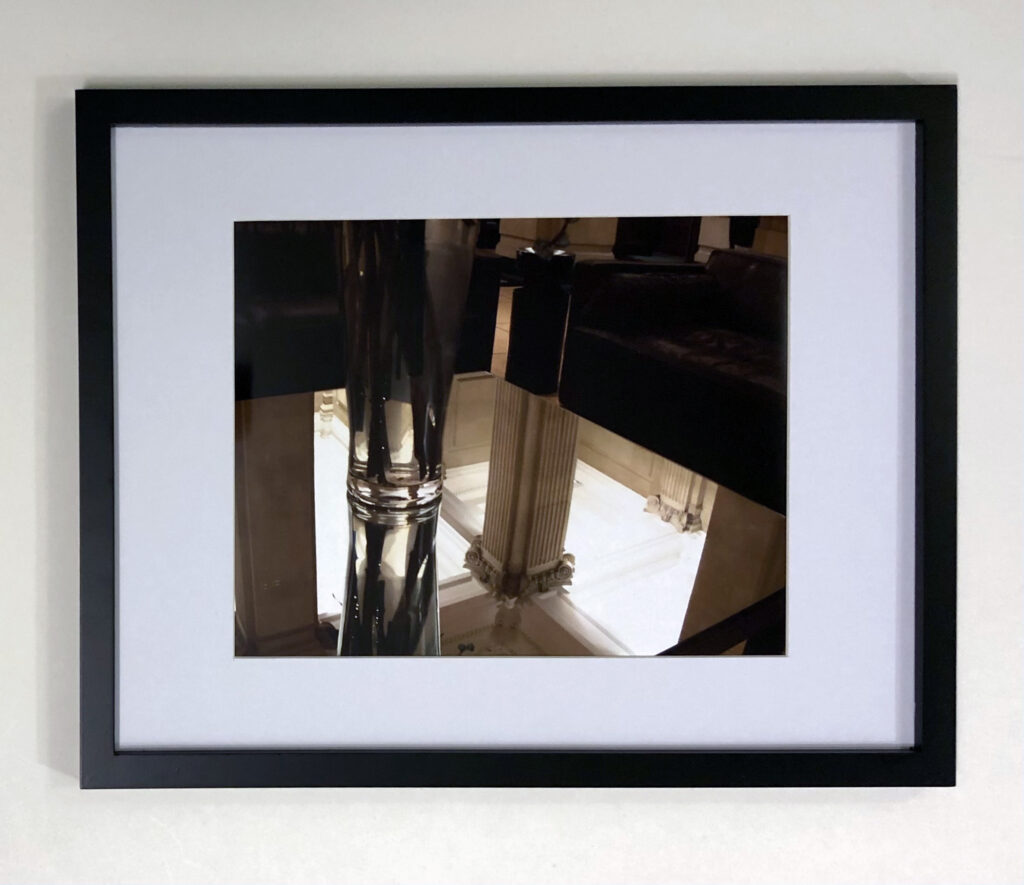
[313,379,715,656]
[233,216,788,657]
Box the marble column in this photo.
[465,380,578,603]
[645,458,716,533]
[315,389,336,438]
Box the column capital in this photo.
[465,535,576,603]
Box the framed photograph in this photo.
[77,85,956,787]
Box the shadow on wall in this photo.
[34,78,81,779]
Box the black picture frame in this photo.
[77,85,956,788]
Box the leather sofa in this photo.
[558,249,787,514]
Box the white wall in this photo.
[1,1,1021,882]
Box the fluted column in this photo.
[465,380,578,602]
[644,457,716,533]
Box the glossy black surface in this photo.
[77,85,956,788]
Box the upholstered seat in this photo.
[559,249,787,514]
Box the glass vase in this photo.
[338,220,476,655]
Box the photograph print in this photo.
[233,215,788,657]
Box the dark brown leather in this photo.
[706,249,787,340]
[559,248,788,513]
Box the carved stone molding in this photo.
[317,389,336,437]
[646,457,715,532]
[645,492,706,533]
[523,552,576,597]
[465,535,575,603]
[464,534,499,592]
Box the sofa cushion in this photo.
[634,328,785,398]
